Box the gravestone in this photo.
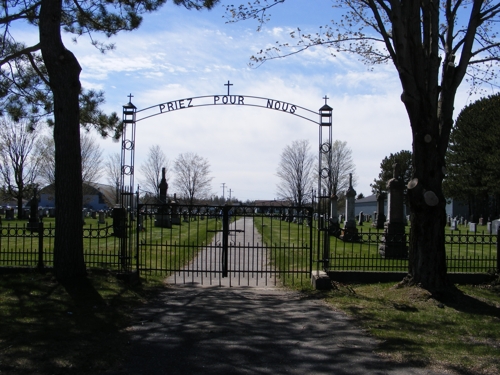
[372,192,386,229]
[492,219,500,235]
[138,214,144,231]
[450,219,457,231]
[340,174,359,242]
[98,210,106,224]
[154,167,171,228]
[358,211,364,226]
[27,187,40,232]
[328,194,340,237]
[379,164,408,258]
[487,221,492,234]
[112,206,126,238]
[171,194,180,225]
[5,208,14,220]
[469,222,477,232]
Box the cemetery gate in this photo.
[135,202,314,286]
[116,82,334,283]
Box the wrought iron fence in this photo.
[0,222,121,270]
[137,203,314,286]
[0,219,498,276]
[325,226,499,274]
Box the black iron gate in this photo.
[135,202,314,286]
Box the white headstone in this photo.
[450,219,457,231]
[492,219,500,235]
[469,222,477,233]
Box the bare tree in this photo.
[0,118,44,218]
[227,0,500,291]
[38,133,103,187]
[104,153,121,205]
[322,140,357,196]
[140,145,169,197]
[173,152,213,205]
[276,139,314,206]
[81,133,103,185]
[37,136,56,187]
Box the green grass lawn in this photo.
[0,270,166,375]
[321,282,500,375]
[256,217,498,273]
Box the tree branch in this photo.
[0,43,41,66]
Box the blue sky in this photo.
[24,1,496,201]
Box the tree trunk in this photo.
[39,0,86,280]
[17,193,24,220]
[405,108,452,291]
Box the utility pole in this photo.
[221,183,226,199]
[229,188,233,200]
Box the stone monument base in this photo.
[154,214,171,228]
[339,227,360,242]
[379,222,408,258]
[328,221,341,238]
[372,215,386,229]
[311,270,332,290]
[27,220,40,232]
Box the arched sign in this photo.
[120,82,332,225]
[136,94,319,124]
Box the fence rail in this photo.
[326,226,499,273]
[0,222,121,270]
[0,219,498,276]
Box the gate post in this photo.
[222,205,230,277]
[317,100,333,272]
[37,222,44,271]
[119,96,137,273]
[497,226,500,273]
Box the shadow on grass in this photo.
[0,270,147,375]
[432,288,500,317]
[59,276,106,310]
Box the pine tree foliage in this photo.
[444,93,500,218]
[371,150,412,194]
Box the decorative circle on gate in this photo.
[122,140,135,150]
[321,167,330,179]
[122,165,134,175]
[320,142,331,153]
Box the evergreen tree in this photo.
[371,150,413,195]
[444,93,500,220]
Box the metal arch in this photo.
[120,90,333,276]
[133,94,320,125]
